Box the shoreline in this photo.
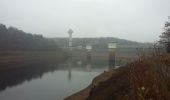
[65,69,115,100]
[0,51,67,69]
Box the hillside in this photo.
[0,24,67,69]
[0,24,60,51]
[51,37,153,49]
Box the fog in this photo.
[0,0,170,42]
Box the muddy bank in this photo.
[0,51,67,69]
[65,55,170,100]
[65,66,129,100]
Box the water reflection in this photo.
[0,63,59,92]
[67,57,92,81]
[109,60,115,69]
[85,57,92,72]
[0,58,115,100]
[0,56,119,93]
[67,58,72,81]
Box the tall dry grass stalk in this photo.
[128,49,170,100]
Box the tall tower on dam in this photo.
[68,29,74,52]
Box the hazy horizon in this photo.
[0,0,170,42]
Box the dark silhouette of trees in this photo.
[0,24,60,51]
[160,17,170,53]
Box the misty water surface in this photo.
[0,59,110,100]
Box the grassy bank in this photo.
[66,54,170,100]
[0,51,67,69]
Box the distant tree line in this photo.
[52,37,152,49]
[0,24,60,51]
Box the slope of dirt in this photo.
[65,70,115,100]
[65,66,130,100]
[65,55,170,100]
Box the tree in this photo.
[160,17,170,53]
[0,24,61,51]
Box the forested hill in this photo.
[0,24,60,51]
[51,37,153,49]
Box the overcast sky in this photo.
[0,0,170,42]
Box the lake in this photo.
[0,59,111,100]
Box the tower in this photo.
[108,42,117,69]
[68,29,74,52]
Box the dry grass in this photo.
[82,51,170,100]
[128,54,170,100]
